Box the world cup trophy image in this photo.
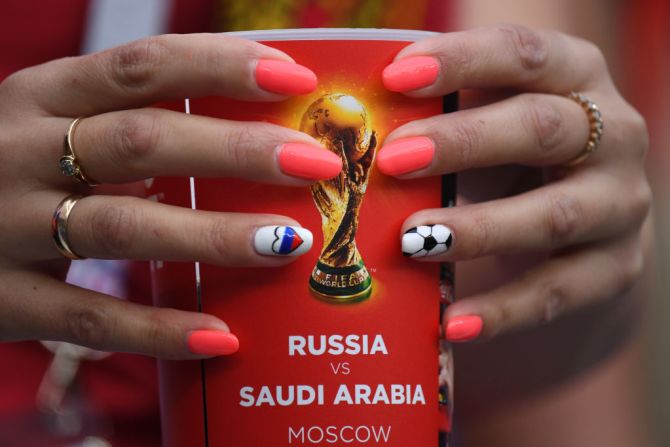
[301,93,377,302]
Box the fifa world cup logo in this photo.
[301,93,377,302]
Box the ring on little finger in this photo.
[51,194,86,260]
[563,92,604,167]
[59,117,98,186]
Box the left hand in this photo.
[376,24,651,342]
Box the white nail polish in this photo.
[402,224,453,258]
[254,226,313,256]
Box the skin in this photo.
[380,27,653,445]
[0,34,335,359]
[0,24,653,444]
[450,1,655,444]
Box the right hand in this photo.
[0,34,340,359]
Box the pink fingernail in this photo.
[382,56,440,92]
[377,136,435,176]
[187,330,239,356]
[255,59,317,95]
[278,143,342,180]
[445,315,483,342]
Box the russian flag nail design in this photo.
[255,226,313,256]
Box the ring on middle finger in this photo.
[59,117,98,186]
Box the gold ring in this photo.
[59,117,98,186]
[51,194,86,260]
[564,92,604,166]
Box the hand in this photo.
[0,34,341,359]
[377,24,651,342]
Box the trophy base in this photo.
[309,260,372,303]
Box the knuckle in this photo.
[623,109,650,159]
[207,217,234,260]
[468,212,493,258]
[583,40,607,72]
[448,36,476,83]
[538,281,568,324]
[113,110,163,167]
[630,181,652,224]
[65,304,112,348]
[449,119,483,169]
[221,125,258,170]
[143,309,172,358]
[486,302,512,339]
[497,24,548,75]
[110,36,168,91]
[617,248,645,293]
[523,95,565,154]
[0,69,28,97]
[546,193,583,245]
[90,200,139,257]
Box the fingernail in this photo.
[254,226,313,256]
[402,224,453,258]
[382,56,440,92]
[377,136,435,176]
[445,315,483,342]
[255,59,317,95]
[278,143,342,180]
[187,330,239,356]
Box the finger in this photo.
[5,189,314,263]
[61,195,314,265]
[441,233,645,342]
[400,171,651,261]
[382,24,612,96]
[55,109,341,184]
[377,93,591,177]
[14,33,316,116]
[0,269,238,359]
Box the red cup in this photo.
[150,29,456,447]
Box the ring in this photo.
[60,117,97,186]
[564,92,604,166]
[51,194,86,260]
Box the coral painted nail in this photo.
[187,330,239,356]
[255,59,317,95]
[377,136,435,176]
[382,56,440,92]
[254,226,313,256]
[445,316,483,342]
[278,143,342,180]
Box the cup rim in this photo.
[224,28,439,41]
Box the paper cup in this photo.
[150,28,456,447]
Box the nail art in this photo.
[255,226,313,256]
[255,59,317,95]
[445,315,483,342]
[187,330,240,356]
[402,224,453,258]
[278,143,342,180]
[382,56,440,92]
[376,136,435,176]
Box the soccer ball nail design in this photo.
[402,225,453,258]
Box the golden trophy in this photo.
[301,93,377,302]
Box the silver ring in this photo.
[51,194,86,260]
